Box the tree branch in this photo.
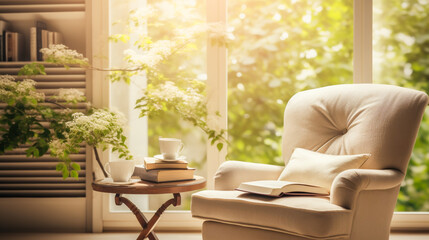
[93,147,109,178]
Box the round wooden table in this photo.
[92,176,206,240]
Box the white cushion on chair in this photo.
[192,190,353,239]
[278,148,370,190]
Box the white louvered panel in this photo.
[14,75,86,82]
[0,4,85,13]
[0,65,87,197]
[0,170,86,177]
[0,68,85,75]
[1,121,63,128]
[39,88,86,96]
[0,162,86,170]
[0,109,86,118]
[11,143,86,148]
[0,154,86,162]
[2,147,85,155]
[0,102,88,109]
[0,0,85,5]
[0,177,85,183]
[0,190,85,197]
[35,82,86,89]
[0,183,85,190]
[41,102,88,108]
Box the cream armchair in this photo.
[191,84,428,240]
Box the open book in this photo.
[236,180,329,197]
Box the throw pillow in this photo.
[277,148,370,191]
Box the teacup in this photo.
[105,160,135,182]
[159,137,184,160]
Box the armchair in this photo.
[191,84,428,240]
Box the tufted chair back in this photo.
[282,84,428,173]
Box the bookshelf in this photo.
[0,0,94,232]
[0,1,86,61]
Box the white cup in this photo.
[159,137,184,160]
[105,160,135,182]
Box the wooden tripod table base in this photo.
[92,176,206,240]
[115,192,181,240]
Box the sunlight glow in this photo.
[273,13,282,21]
[302,11,312,24]
[280,32,289,40]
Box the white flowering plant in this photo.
[118,4,228,150]
[0,74,130,179]
[0,75,73,163]
[50,109,132,179]
[40,44,89,68]
[54,89,87,104]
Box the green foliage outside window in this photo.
[227,0,353,165]
[151,0,429,211]
[373,0,429,211]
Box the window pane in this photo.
[228,0,353,165]
[373,0,429,212]
[145,0,207,211]
[109,0,207,212]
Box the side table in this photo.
[92,176,206,240]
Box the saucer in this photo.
[100,178,140,185]
[154,154,186,162]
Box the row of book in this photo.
[0,20,63,62]
[134,157,195,183]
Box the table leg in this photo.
[115,193,181,240]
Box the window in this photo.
[373,0,429,212]
[99,0,428,230]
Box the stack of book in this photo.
[0,20,24,62]
[30,21,63,61]
[134,157,195,183]
[0,20,63,62]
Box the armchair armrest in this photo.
[330,169,404,209]
[214,161,284,190]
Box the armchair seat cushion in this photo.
[192,190,353,239]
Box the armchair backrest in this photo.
[282,84,428,173]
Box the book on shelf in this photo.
[0,20,10,62]
[48,31,54,47]
[53,32,63,45]
[35,21,47,61]
[30,27,37,61]
[41,29,49,49]
[30,25,63,61]
[144,157,188,170]
[1,20,64,62]
[5,31,24,62]
[134,165,195,183]
[236,180,329,197]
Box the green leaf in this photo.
[33,148,40,157]
[7,98,15,106]
[26,147,36,157]
[18,63,47,76]
[56,163,64,171]
[62,169,69,179]
[29,98,38,105]
[70,170,79,179]
[71,162,81,171]
[217,143,223,151]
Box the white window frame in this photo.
[91,0,429,232]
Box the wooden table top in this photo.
[92,176,206,194]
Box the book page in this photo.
[237,180,329,197]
